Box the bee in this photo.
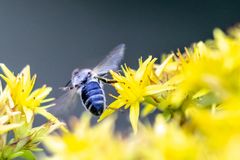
[52,44,125,116]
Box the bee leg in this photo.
[59,80,73,91]
[96,76,118,84]
[59,86,74,91]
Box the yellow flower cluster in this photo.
[44,114,201,160]
[43,25,240,160]
[98,56,175,133]
[0,65,64,159]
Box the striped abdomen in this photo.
[81,81,105,116]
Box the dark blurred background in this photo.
[0,0,239,130]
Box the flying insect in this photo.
[53,44,125,116]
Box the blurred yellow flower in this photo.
[170,28,240,107]
[166,26,240,159]
[45,114,201,160]
[186,107,240,159]
[44,114,126,160]
[131,116,201,160]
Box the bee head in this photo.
[71,68,92,87]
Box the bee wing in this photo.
[47,88,79,119]
[93,43,126,76]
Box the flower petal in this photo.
[192,88,210,99]
[135,56,153,82]
[129,102,140,134]
[145,84,175,95]
[141,103,156,117]
[0,63,15,82]
[23,106,33,124]
[0,122,24,134]
[98,99,125,122]
[0,115,9,124]
[155,54,174,77]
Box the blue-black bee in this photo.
[53,44,125,116]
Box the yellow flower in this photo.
[99,56,174,134]
[44,114,126,160]
[0,64,57,124]
[0,64,65,159]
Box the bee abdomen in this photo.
[81,81,105,116]
[82,89,103,104]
